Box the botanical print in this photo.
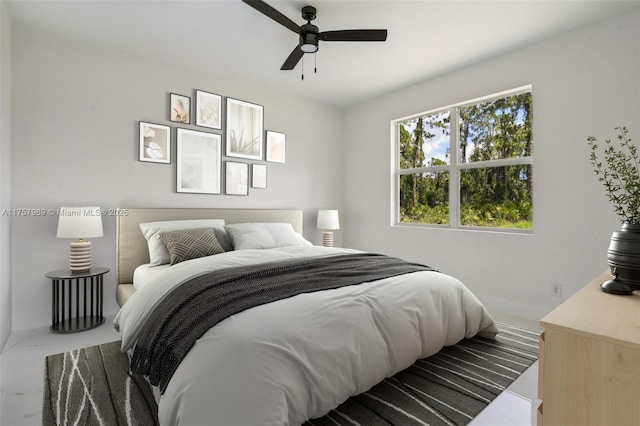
[177,128,221,194]
[139,121,170,164]
[226,98,263,160]
[195,90,222,129]
[225,161,249,195]
[252,164,267,188]
[170,93,191,124]
[266,131,286,163]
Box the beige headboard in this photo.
[115,208,303,306]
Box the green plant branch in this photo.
[617,126,640,177]
[588,127,640,224]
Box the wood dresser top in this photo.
[540,269,640,350]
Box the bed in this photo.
[115,208,307,306]
[114,207,497,425]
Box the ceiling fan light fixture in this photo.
[301,42,318,53]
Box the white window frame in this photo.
[391,85,533,233]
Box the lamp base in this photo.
[69,240,92,273]
[322,231,334,248]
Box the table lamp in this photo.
[317,209,339,247]
[56,206,103,273]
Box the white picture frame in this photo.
[170,93,191,124]
[266,130,286,163]
[139,121,171,164]
[252,164,267,189]
[195,90,222,129]
[176,128,221,194]
[225,161,249,195]
[226,97,263,160]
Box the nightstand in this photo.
[45,267,109,333]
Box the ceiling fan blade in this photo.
[242,0,300,34]
[319,29,388,42]
[281,46,304,70]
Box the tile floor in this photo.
[0,315,120,426]
[0,311,542,426]
[469,311,543,426]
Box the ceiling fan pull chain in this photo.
[301,56,304,80]
[314,53,317,74]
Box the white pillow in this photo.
[224,223,308,250]
[139,219,227,266]
[295,232,313,247]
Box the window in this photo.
[393,86,533,231]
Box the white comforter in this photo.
[115,246,497,426]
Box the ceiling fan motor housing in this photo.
[300,22,319,52]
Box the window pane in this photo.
[399,111,451,168]
[459,92,532,163]
[460,165,532,229]
[399,172,449,224]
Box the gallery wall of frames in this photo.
[139,90,286,196]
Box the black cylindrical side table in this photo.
[45,267,109,333]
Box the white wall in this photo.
[10,25,344,331]
[343,9,640,320]
[0,1,12,352]
[8,8,639,333]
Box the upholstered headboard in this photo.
[115,208,303,306]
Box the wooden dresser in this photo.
[538,270,640,426]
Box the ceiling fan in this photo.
[242,0,388,71]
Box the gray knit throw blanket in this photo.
[130,253,435,393]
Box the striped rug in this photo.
[42,323,538,426]
[306,322,539,425]
[42,340,158,426]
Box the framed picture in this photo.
[139,121,171,164]
[170,93,191,124]
[225,161,249,195]
[266,130,286,163]
[195,90,222,129]
[252,164,267,189]
[226,97,263,160]
[176,128,221,194]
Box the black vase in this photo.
[602,223,640,295]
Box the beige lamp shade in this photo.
[56,207,103,273]
[317,210,339,247]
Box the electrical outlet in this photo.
[551,282,563,297]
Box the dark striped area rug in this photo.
[42,323,538,426]
[42,340,158,426]
[306,323,539,426]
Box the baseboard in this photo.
[477,293,549,322]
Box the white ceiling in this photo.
[6,0,639,107]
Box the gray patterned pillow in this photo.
[159,228,225,265]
